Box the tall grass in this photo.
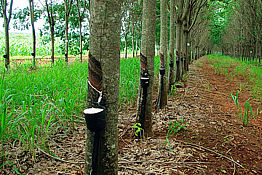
[0,59,88,161]
[0,56,161,163]
[0,38,64,57]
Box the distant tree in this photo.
[76,0,89,62]
[13,3,43,66]
[182,0,207,73]
[121,1,131,58]
[29,0,36,67]
[121,0,142,58]
[44,0,56,64]
[64,0,74,62]
[40,1,89,58]
[0,0,13,69]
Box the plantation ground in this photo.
[1,56,261,174]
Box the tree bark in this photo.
[45,0,55,64]
[4,17,10,69]
[132,24,135,58]
[85,0,122,174]
[29,0,36,67]
[184,30,189,72]
[135,38,138,57]
[157,0,168,109]
[125,33,128,59]
[76,0,88,62]
[168,0,175,92]
[1,0,13,69]
[65,15,69,62]
[79,21,83,62]
[175,21,183,82]
[51,26,55,64]
[136,0,156,137]
[64,0,73,63]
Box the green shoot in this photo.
[132,123,143,137]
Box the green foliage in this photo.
[39,1,89,55]
[230,90,240,108]
[13,6,42,31]
[207,0,233,47]
[166,119,187,152]
[132,123,143,137]
[231,91,255,127]
[242,99,253,127]
[170,85,177,97]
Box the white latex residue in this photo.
[84,108,104,114]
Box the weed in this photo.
[166,119,187,152]
[132,123,143,138]
[242,99,253,127]
[170,85,177,97]
[230,90,240,108]
[231,91,255,127]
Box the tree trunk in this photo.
[175,21,183,82]
[132,25,135,58]
[65,3,69,63]
[136,0,156,137]
[79,21,83,62]
[258,41,262,63]
[29,0,36,67]
[168,0,175,92]
[1,0,13,70]
[4,17,10,69]
[125,34,128,59]
[51,26,55,64]
[184,31,189,72]
[157,0,168,109]
[85,0,122,174]
[135,38,138,57]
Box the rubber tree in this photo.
[156,0,168,109]
[136,0,156,137]
[44,0,55,64]
[76,0,88,62]
[174,0,190,82]
[0,0,13,69]
[29,0,36,67]
[64,0,74,62]
[182,0,207,73]
[85,0,122,174]
[168,0,175,92]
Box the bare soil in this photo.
[1,56,261,175]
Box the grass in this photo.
[0,34,88,58]
[208,54,262,100]
[0,55,161,164]
[230,91,255,127]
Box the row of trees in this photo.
[1,0,216,70]
[85,0,215,174]
[219,0,262,62]
[1,0,89,69]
